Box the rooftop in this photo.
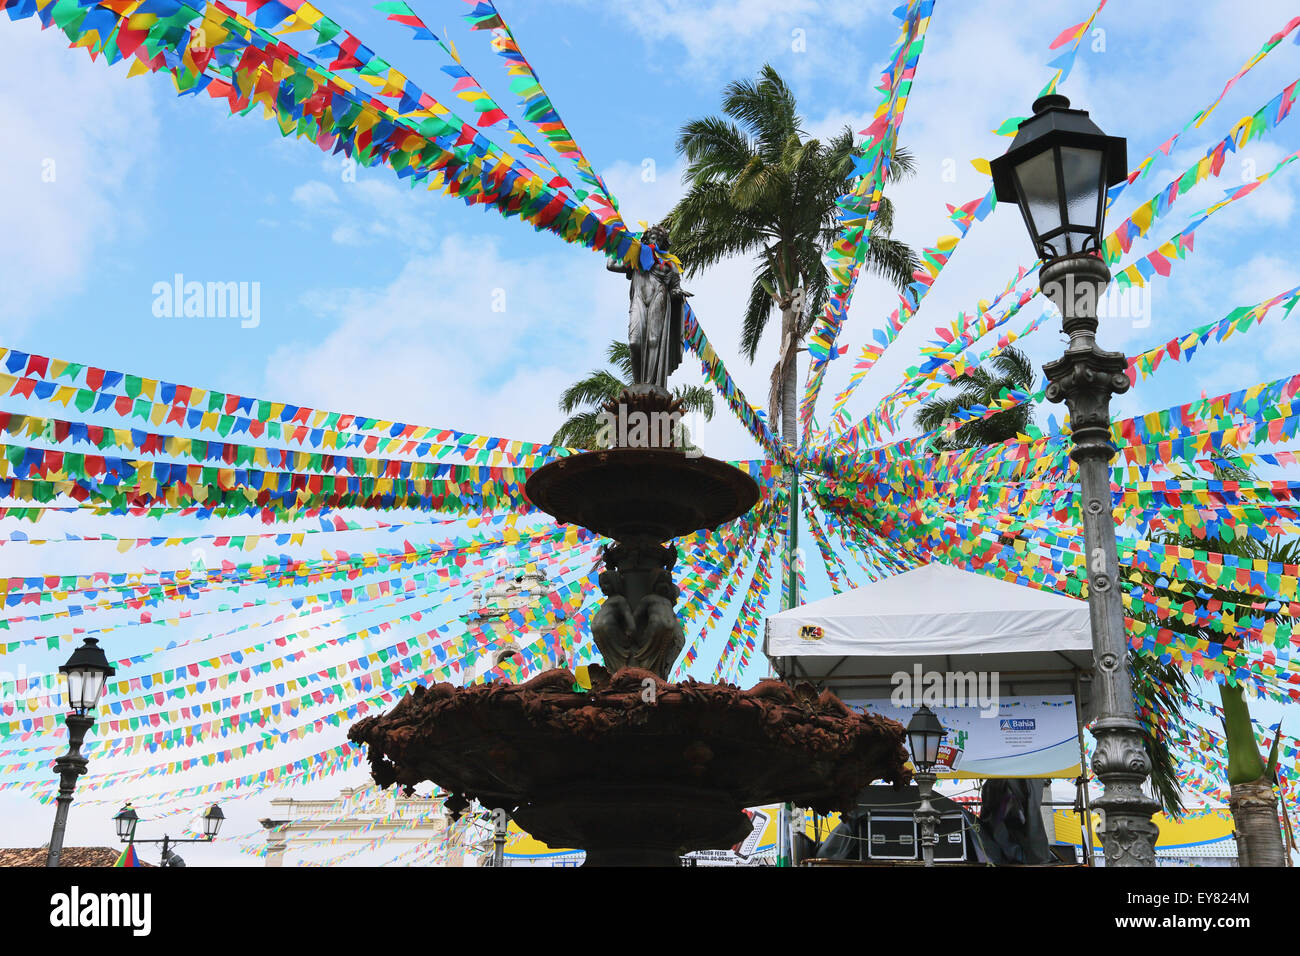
[0,846,154,867]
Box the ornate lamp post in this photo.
[991,94,1159,866]
[45,637,115,867]
[114,803,225,867]
[906,704,946,867]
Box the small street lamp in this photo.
[114,804,139,842]
[115,802,226,867]
[990,94,1159,867]
[45,637,115,867]
[906,704,947,867]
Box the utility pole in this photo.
[778,459,801,868]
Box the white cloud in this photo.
[291,175,440,251]
[331,224,363,246]
[261,235,612,444]
[291,180,340,208]
[1227,253,1300,306]
[562,0,890,86]
[0,21,158,333]
[347,178,440,249]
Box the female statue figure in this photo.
[629,568,684,678]
[591,568,636,671]
[607,225,690,390]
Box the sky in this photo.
[1,0,1299,865]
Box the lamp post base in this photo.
[1090,716,1161,867]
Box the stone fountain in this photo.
[348,230,909,866]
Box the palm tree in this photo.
[914,347,1036,451]
[1141,523,1294,865]
[551,340,714,449]
[667,64,919,447]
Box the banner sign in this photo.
[851,695,1082,778]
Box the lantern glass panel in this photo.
[1013,148,1062,242]
[1061,146,1104,250]
[907,728,938,768]
[923,732,942,767]
[204,806,225,838]
[115,808,137,840]
[79,669,106,710]
[65,670,86,711]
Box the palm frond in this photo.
[730,157,788,212]
[551,410,606,450]
[741,264,779,361]
[916,344,1037,449]
[988,347,1036,389]
[914,397,958,433]
[862,234,920,292]
[672,384,716,420]
[1129,647,1191,817]
[605,340,634,379]
[888,144,918,182]
[676,116,755,178]
[722,64,801,154]
[557,369,625,414]
[669,181,770,275]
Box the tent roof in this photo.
[764,563,1093,700]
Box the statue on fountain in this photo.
[607,223,690,393]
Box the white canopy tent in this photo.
[764,562,1096,711]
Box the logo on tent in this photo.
[798,625,824,641]
[999,718,1036,732]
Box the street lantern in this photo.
[45,638,116,866]
[59,637,116,715]
[114,804,139,842]
[993,95,1158,867]
[905,704,946,771]
[202,804,225,839]
[989,94,1127,262]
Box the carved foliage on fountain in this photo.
[590,540,684,678]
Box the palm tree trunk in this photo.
[780,303,798,447]
[1221,682,1286,866]
[1229,781,1285,867]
